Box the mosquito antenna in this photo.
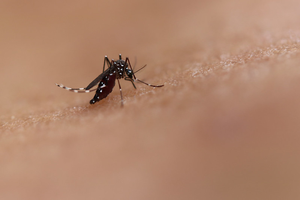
[133,56,137,71]
[134,64,147,74]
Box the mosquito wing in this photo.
[85,69,110,90]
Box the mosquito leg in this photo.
[103,55,111,72]
[116,79,124,107]
[135,79,164,87]
[125,57,137,79]
[56,83,97,93]
[124,57,163,87]
[124,77,137,89]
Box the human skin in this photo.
[1,0,300,199]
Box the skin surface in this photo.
[1,0,300,199]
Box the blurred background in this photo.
[1,0,300,199]
[0,0,209,115]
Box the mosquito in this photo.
[56,54,164,106]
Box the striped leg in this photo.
[56,83,97,93]
[135,79,164,87]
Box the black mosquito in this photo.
[56,54,164,106]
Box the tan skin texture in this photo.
[1,0,300,199]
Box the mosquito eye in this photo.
[127,70,133,78]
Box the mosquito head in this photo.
[126,69,134,79]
